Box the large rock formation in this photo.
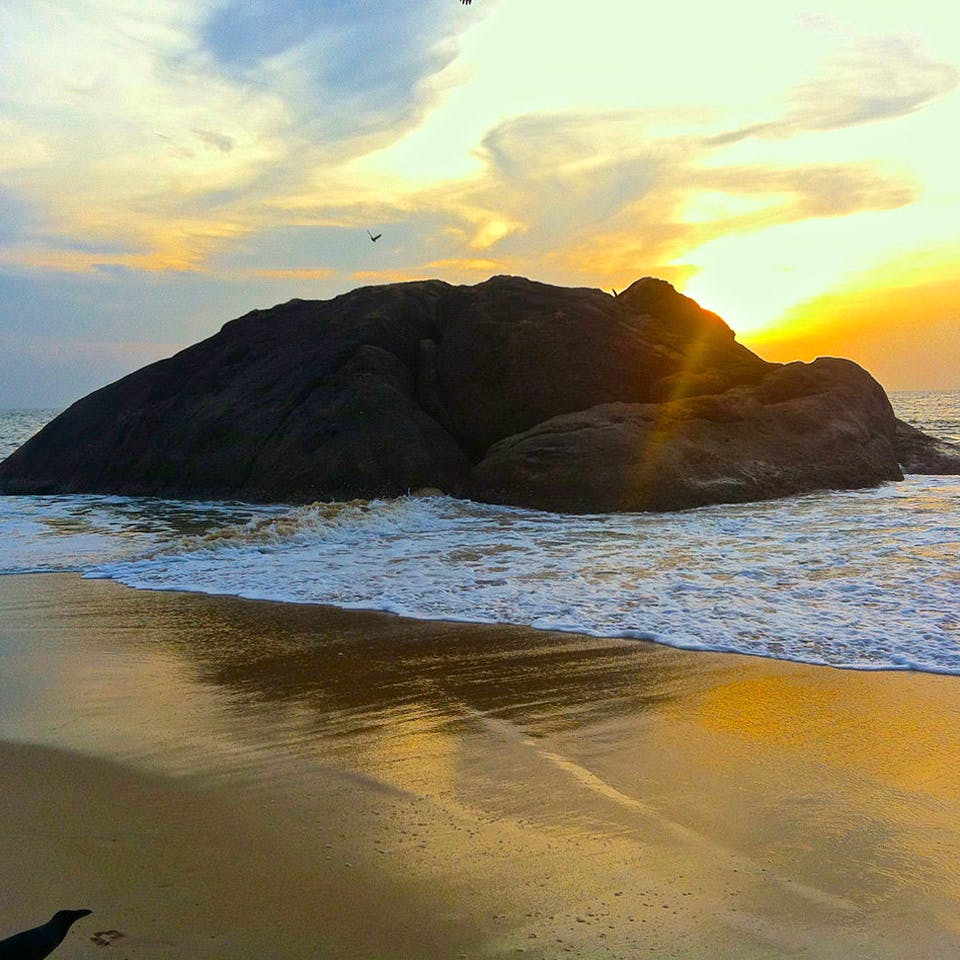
[1,276,956,511]
[465,358,910,512]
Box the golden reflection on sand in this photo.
[691,670,960,798]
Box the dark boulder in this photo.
[894,418,960,474]
[0,275,952,511]
[465,358,904,512]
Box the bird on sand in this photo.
[0,910,92,960]
[367,229,382,242]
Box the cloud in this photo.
[789,34,959,130]
[190,128,236,153]
[243,267,335,280]
[350,256,505,286]
[380,107,919,292]
[793,12,847,35]
[0,189,38,245]
[0,2,292,264]
[424,257,502,273]
[460,112,688,256]
[1,3,942,295]
[0,116,50,172]
[708,33,959,146]
[200,0,467,150]
[696,165,917,221]
[0,0,475,280]
[200,0,328,68]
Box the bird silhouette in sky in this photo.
[0,910,92,960]
[367,230,382,242]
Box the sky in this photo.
[1,0,958,407]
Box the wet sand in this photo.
[2,573,960,958]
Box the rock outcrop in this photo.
[465,358,902,512]
[0,275,953,512]
[894,419,960,474]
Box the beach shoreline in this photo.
[2,573,960,958]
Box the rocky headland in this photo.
[1,275,957,512]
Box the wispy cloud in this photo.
[790,34,959,129]
[707,33,959,145]
[199,0,468,153]
[376,104,918,292]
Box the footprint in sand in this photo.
[90,929,125,946]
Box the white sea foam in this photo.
[47,479,956,674]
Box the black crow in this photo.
[367,230,382,242]
[0,910,92,960]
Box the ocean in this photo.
[1,392,958,673]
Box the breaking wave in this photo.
[4,481,956,673]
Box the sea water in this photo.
[1,393,958,673]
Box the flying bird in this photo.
[367,230,382,242]
[0,910,92,960]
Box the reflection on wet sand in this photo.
[2,573,960,959]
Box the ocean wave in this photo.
[68,480,960,675]
[0,494,287,574]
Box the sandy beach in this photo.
[2,573,960,958]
